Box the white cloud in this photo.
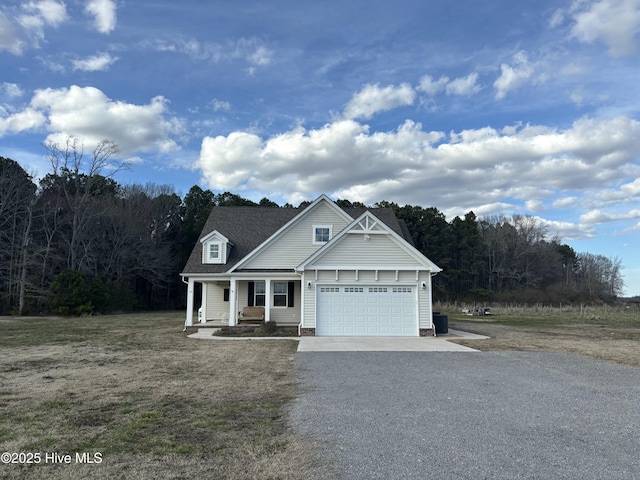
[196,114,640,226]
[343,83,416,120]
[210,99,231,112]
[20,0,68,28]
[418,73,481,97]
[580,209,613,223]
[0,12,24,55]
[0,107,46,136]
[549,8,566,28]
[1,82,24,98]
[72,52,118,71]
[148,36,273,72]
[621,177,640,196]
[84,0,117,34]
[249,46,272,66]
[494,51,535,99]
[525,200,546,212]
[14,0,67,48]
[417,75,449,95]
[445,73,481,96]
[1,85,183,155]
[570,0,640,56]
[580,208,640,224]
[535,217,596,241]
[553,196,579,208]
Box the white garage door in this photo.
[316,286,417,336]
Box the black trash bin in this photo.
[433,313,448,334]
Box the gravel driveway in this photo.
[289,351,640,479]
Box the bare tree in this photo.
[43,136,127,271]
[575,253,625,301]
[0,157,37,314]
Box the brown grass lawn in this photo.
[446,306,640,369]
[3,307,639,478]
[0,312,320,480]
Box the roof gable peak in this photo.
[200,229,230,244]
[228,194,352,272]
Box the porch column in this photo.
[228,278,237,326]
[200,283,208,324]
[264,279,271,323]
[185,278,195,327]
[299,274,306,328]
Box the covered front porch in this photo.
[184,273,302,328]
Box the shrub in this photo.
[263,320,278,335]
[49,269,110,316]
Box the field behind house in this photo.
[437,302,640,369]
[0,312,319,480]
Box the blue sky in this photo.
[1,0,639,296]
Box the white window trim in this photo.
[254,281,266,307]
[312,225,333,245]
[203,240,224,264]
[272,281,288,308]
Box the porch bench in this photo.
[238,306,265,324]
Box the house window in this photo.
[249,281,294,307]
[203,240,224,264]
[313,225,332,244]
[273,282,287,307]
[254,281,265,306]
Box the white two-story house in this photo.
[181,194,442,336]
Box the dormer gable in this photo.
[200,230,232,264]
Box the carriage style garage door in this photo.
[316,285,417,336]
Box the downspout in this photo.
[296,271,304,337]
[181,275,189,331]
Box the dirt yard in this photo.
[449,312,640,369]
[2,308,638,478]
[0,313,320,480]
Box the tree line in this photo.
[0,139,625,315]
[372,202,624,304]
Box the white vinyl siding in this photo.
[238,280,301,325]
[309,233,420,267]
[242,202,351,269]
[417,271,433,331]
[203,282,230,321]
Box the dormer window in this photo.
[209,243,220,261]
[313,225,332,244]
[200,230,231,264]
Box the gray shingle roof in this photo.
[181,204,413,274]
